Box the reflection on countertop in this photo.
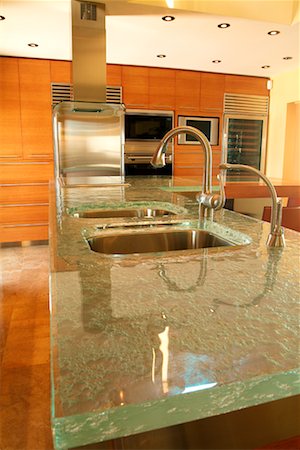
[49,175,300,450]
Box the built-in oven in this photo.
[124,109,174,175]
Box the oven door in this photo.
[125,154,172,175]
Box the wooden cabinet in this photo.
[107,64,122,86]
[0,57,23,159]
[50,60,72,83]
[0,57,55,242]
[175,70,201,112]
[122,66,149,109]
[149,68,175,110]
[224,74,269,96]
[200,73,225,112]
[19,58,53,159]
[0,162,53,243]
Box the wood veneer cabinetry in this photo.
[149,68,176,110]
[122,66,149,109]
[175,70,201,112]
[0,57,54,243]
[224,74,268,96]
[19,59,53,159]
[200,72,225,112]
[0,57,23,158]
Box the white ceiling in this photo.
[0,0,299,78]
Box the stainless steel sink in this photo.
[88,229,233,255]
[74,208,176,219]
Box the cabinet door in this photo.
[19,58,53,159]
[122,66,149,109]
[107,64,122,86]
[0,57,23,159]
[175,70,200,112]
[149,68,175,110]
[225,75,269,96]
[200,73,225,112]
[50,60,72,83]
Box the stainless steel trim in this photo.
[177,116,219,146]
[53,101,125,180]
[222,113,268,173]
[125,109,174,160]
[224,93,269,115]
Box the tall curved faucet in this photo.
[220,163,285,248]
[151,126,225,218]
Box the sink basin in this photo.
[88,229,233,255]
[73,208,176,219]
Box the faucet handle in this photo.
[196,172,226,212]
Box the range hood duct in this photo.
[71,0,107,102]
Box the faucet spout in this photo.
[220,163,285,248]
[151,126,212,194]
[151,126,224,219]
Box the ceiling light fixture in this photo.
[261,65,270,69]
[0,15,5,20]
[218,23,230,28]
[157,54,166,58]
[212,60,221,63]
[283,56,293,60]
[28,43,38,47]
[162,15,175,21]
[268,30,280,35]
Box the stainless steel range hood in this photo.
[71,0,106,102]
[52,0,125,186]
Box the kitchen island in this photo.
[49,176,300,450]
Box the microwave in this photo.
[178,116,219,146]
[125,110,174,141]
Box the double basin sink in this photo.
[70,205,238,256]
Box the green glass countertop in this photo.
[49,176,300,450]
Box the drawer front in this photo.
[0,184,49,204]
[0,224,48,243]
[0,163,54,183]
[0,204,49,225]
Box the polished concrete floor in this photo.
[0,244,53,450]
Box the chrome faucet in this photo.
[151,126,225,219]
[220,163,285,248]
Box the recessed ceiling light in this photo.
[283,56,293,60]
[212,60,221,64]
[0,15,5,20]
[28,43,38,47]
[162,15,175,21]
[218,23,230,28]
[157,54,166,58]
[268,30,280,35]
[261,65,270,69]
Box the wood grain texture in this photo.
[0,57,23,158]
[0,184,49,204]
[175,70,201,112]
[50,60,72,83]
[107,64,122,86]
[149,68,176,109]
[19,58,53,159]
[0,224,48,243]
[0,245,53,449]
[0,163,54,183]
[224,74,269,96]
[200,72,225,112]
[122,65,149,108]
[0,204,49,225]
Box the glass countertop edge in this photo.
[52,368,300,450]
